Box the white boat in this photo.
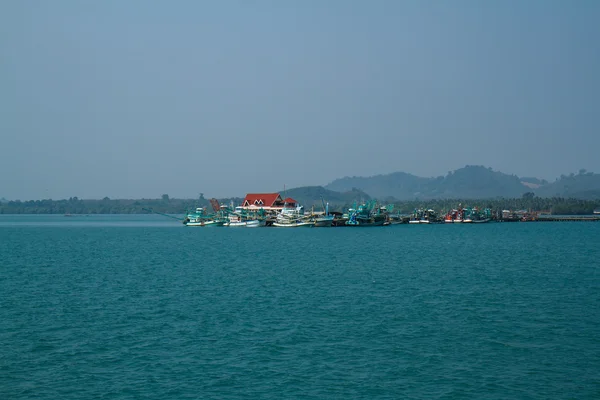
[183,207,223,227]
[463,218,473,223]
[223,219,266,227]
[453,219,463,223]
[185,219,222,227]
[272,203,314,227]
[245,220,265,227]
[222,206,266,227]
[410,208,436,224]
[272,220,315,227]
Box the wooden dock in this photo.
[530,216,600,222]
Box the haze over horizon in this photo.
[2,1,599,200]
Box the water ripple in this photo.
[1,219,599,399]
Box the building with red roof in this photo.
[240,193,298,212]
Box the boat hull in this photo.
[332,217,348,227]
[184,220,222,227]
[224,220,266,227]
[346,219,386,227]
[272,221,315,227]
[246,220,266,227]
[314,216,334,227]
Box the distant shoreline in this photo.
[1,194,599,217]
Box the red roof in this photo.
[283,197,298,204]
[242,193,283,207]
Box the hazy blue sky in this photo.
[2,1,599,200]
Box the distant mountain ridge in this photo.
[280,186,371,209]
[3,167,599,205]
[3,168,599,214]
[535,170,600,199]
[319,165,600,201]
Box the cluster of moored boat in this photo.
[177,200,600,226]
[183,200,390,227]
[408,207,493,224]
[181,196,506,227]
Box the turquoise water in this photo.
[1,215,599,399]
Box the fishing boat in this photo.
[444,208,464,223]
[408,208,436,224]
[409,208,423,224]
[445,209,457,223]
[223,217,266,227]
[331,212,348,226]
[272,212,315,227]
[222,206,266,227]
[314,215,334,227]
[272,219,314,227]
[183,207,223,227]
[345,201,387,226]
[471,207,492,223]
[313,198,334,227]
[463,208,474,223]
[272,202,315,227]
[445,206,491,223]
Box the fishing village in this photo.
[156,192,600,227]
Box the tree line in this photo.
[1,193,598,215]
[389,194,599,215]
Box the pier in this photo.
[530,216,600,222]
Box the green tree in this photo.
[522,192,535,199]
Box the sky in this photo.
[1,0,599,200]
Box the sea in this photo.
[1,214,599,399]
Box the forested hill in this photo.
[325,165,600,200]
[282,187,371,209]
[534,170,600,199]
[2,167,600,214]
[325,165,528,200]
